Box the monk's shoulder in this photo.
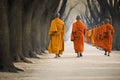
[106,23,112,26]
[72,22,77,27]
[106,23,114,28]
[52,19,56,23]
[60,19,65,25]
[73,22,77,25]
[61,20,65,24]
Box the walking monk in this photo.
[71,15,86,57]
[48,13,66,58]
[102,19,115,56]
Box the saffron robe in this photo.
[91,28,95,45]
[71,20,86,53]
[100,24,106,49]
[102,23,114,52]
[48,17,66,54]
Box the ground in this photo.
[0,41,120,80]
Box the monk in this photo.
[102,19,115,56]
[71,15,86,57]
[48,13,66,58]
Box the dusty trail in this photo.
[0,41,120,80]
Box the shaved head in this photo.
[76,15,80,20]
[55,13,60,18]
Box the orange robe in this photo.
[48,17,66,54]
[85,30,91,43]
[102,23,115,53]
[91,28,95,45]
[88,29,92,43]
[97,26,101,47]
[86,30,91,43]
[71,20,86,53]
[98,25,103,47]
[94,26,99,47]
[100,24,106,49]
[93,27,97,46]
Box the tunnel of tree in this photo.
[0,0,120,72]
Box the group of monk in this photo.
[86,20,115,56]
[48,12,114,58]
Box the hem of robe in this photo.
[103,48,112,53]
[48,50,63,54]
[74,50,84,53]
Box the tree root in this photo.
[0,64,24,73]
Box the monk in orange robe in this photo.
[100,22,106,49]
[93,26,97,46]
[91,27,96,45]
[71,15,86,57]
[102,19,115,56]
[48,13,66,58]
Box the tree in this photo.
[31,0,47,55]
[0,0,23,72]
[8,0,31,63]
[59,0,67,17]
[22,0,39,58]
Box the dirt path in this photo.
[0,41,120,80]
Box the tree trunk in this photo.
[9,0,31,63]
[59,0,67,17]
[0,0,23,72]
[31,0,46,54]
[22,0,39,58]
[40,13,51,53]
[112,15,120,50]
